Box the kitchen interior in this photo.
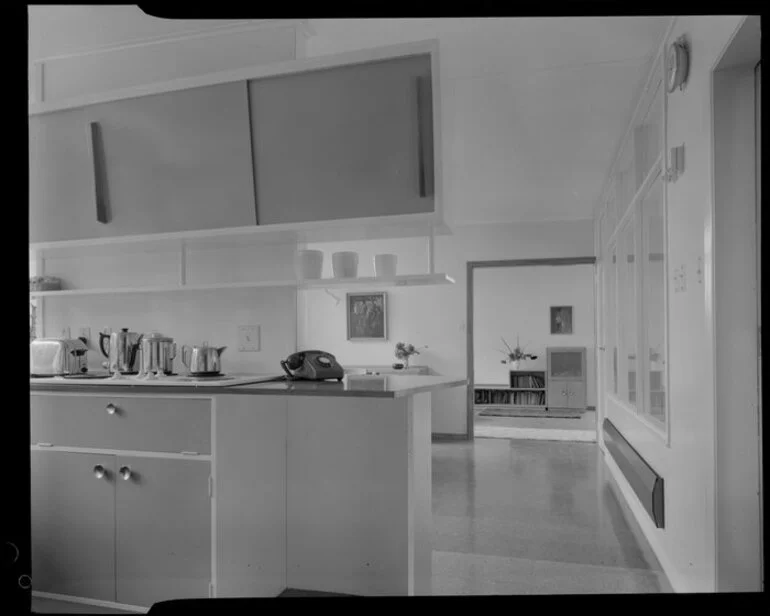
[22,8,764,611]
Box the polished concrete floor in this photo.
[431,437,672,594]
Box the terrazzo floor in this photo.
[431,437,672,594]
[474,411,597,441]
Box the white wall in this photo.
[713,58,761,591]
[599,15,747,593]
[298,220,595,435]
[473,265,596,407]
[33,241,299,375]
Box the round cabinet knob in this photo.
[93,464,107,479]
[106,403,117,415]
[18,574,32,590]
[562,391,567,396]
[119,466,132,481]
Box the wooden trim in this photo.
[29,39,440,115]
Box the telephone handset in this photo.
[280,350,345,381]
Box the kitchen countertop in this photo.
[29,374,467,398]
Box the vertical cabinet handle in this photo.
[93,464,107,479]
[87,121,110,224]
[416,75,434,198]
[119,466,132,481]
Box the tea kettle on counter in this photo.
[181,342,227,375]
[99,328,143,374]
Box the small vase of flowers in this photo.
[394,342,427,369]
[499,336,537,370]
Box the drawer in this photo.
[31,394,211,454]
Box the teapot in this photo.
[181,342,227,375]
[99,328,144,374]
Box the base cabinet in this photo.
[115,456,211,607]
[31,451,116,602]
[31,449,211,607]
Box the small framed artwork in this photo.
[550,306,573,334]
[347,292,388,341]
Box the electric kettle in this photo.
[99,328,143,374]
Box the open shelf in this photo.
[29,273,456,298]
[29,214,452,258]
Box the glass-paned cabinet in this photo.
[641,173,666,425]
[547,347,587,410]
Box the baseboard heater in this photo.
[602,418,665,528]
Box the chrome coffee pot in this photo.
[99,328,144,374]
[139,332,177,376]
[181,342,227,375]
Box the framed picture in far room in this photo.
[347,292,388,341]
[550,306,573,334]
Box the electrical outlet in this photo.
[237,325,260,352]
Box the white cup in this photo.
[332,251,359,278]
[374,254,398,278]
[296,250,324,280]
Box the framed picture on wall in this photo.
[347,292,388,340]
[550,306,573,334]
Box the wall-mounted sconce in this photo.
[667,35,690,93]
[665,144,685,182]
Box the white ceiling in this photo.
[306,18,672,225]
[27,5,276,60]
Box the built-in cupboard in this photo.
[29,51,437,243]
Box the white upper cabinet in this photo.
[30,82,257,243]
[248,53,435,225]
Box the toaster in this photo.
[30,338,89,376]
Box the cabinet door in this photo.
[115,457,211,607]
[547,381,569,409]
[31,450,116,601]
[249,54,434,225]
[29,108,99,243]
[567,381,587,410]
[30,82,257,243]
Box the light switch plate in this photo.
[237,325,260,352]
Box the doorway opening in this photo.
[467,257,597,442]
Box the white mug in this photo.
[332,252,359,278]
[374,254,397,278]
[296,250,324,280]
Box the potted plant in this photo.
[394,342,427,369]
[499,336,537,370]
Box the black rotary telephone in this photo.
[280,350,345,381]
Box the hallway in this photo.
[431,438,672,594]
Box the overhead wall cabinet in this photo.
[248,54,434,225]
[29,82,257,243]
[29,41,442,245]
